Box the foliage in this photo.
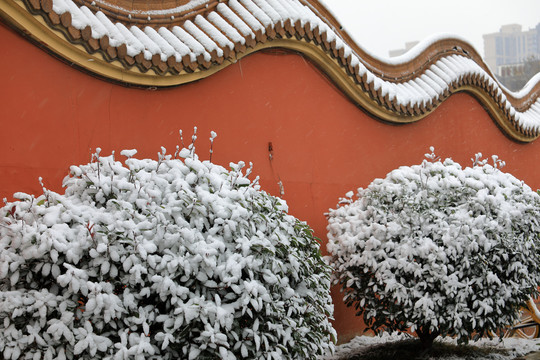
[0,136,335,359]
[326,149,540,347]
[497,55,540,91]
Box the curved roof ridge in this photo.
[2,0,540,142]
[71,0,217,27]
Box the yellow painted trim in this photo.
[457,85,532,143]
[281,39,423,123]
[0,0,224,85]
[0,0,537,142]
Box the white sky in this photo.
[321,0,540,59]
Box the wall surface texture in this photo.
[2,23,540,342]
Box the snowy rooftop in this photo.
[2,0,540,141]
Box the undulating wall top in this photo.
[1,0,540,142]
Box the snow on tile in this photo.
[207,11,245,45]
[158,28,195,61]
[129,26,162,60]
[252,0,283,24]
[41,0,540,134]
[402,82,426,106]
[62,1,92,30]
[183,20,224,58]
[115,23,145,57]
[195,14,234,50]
[262,0,293,21]
[433,60,457,83]
[227,0,265,32]
[295,1,323,31]
[216,3,254,38]
[425,67,451,90]
[238,0,273,28]
[144,27,176,59]
[442,56,464,78]
[364,71,375,86]
[529,103,540,117]
[273,0,301,21]
[371,76,382,92]
[319,23,336,43]
[414,77,439,100]
[52,0,69,15]
[79,7,108,39]
[171,26,211,61]
[420,72,444,97]
[95,11,125,47]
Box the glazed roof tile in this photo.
[2,0,540,141]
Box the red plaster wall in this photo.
[2,23,540,343]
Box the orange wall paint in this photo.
[2,23,540,342]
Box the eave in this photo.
[1,0,540,142]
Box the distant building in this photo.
[483,23,540,74]
[389,41,419,57]
[496,57,540,91]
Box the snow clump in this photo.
[0,144,335,359]
[326,149,540,346]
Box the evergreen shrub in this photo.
[326,149,540,347]
[0,134,335,359]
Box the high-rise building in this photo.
[483,23,540,74]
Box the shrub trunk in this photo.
[416,327,440,349]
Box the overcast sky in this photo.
[321,0,540,59]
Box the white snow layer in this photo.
[326,154,540,346]
[0,147,336,359]
[47,0,540,133]
[322,333,540,360]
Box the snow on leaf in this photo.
[327,151,540,344]
[0,136,336,359]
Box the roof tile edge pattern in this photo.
[2,0,540,142]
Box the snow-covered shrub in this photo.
[326,149,540,348]
[0,142,335,359]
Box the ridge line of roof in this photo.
[1,0,540,142]
[71,0,218,27]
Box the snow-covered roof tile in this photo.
[183,19,224,58]
[95,11,125,47]
[79,7,108,39]
[158,27,194,60]
[51,0,69,16]
[239,0,273,28]
[63,2,92,30]
[425,68,450,90]
[227,0,265,32]
[402,81,427,106]
[439,57,462,78]
[394,83,414,106]
[429,63,454,85]
[273,0,300,21]
[216,3,254,38]
[252,0,283,24]
[171,25,210,61]
[195,14,235,50]
[144,27,177,59]
[2,0,540,142]
[414,77,439,100]
[129,26,161,58]
[115,23,145,56]
[207,11,245,45]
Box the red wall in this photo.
[2,23,540,342]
